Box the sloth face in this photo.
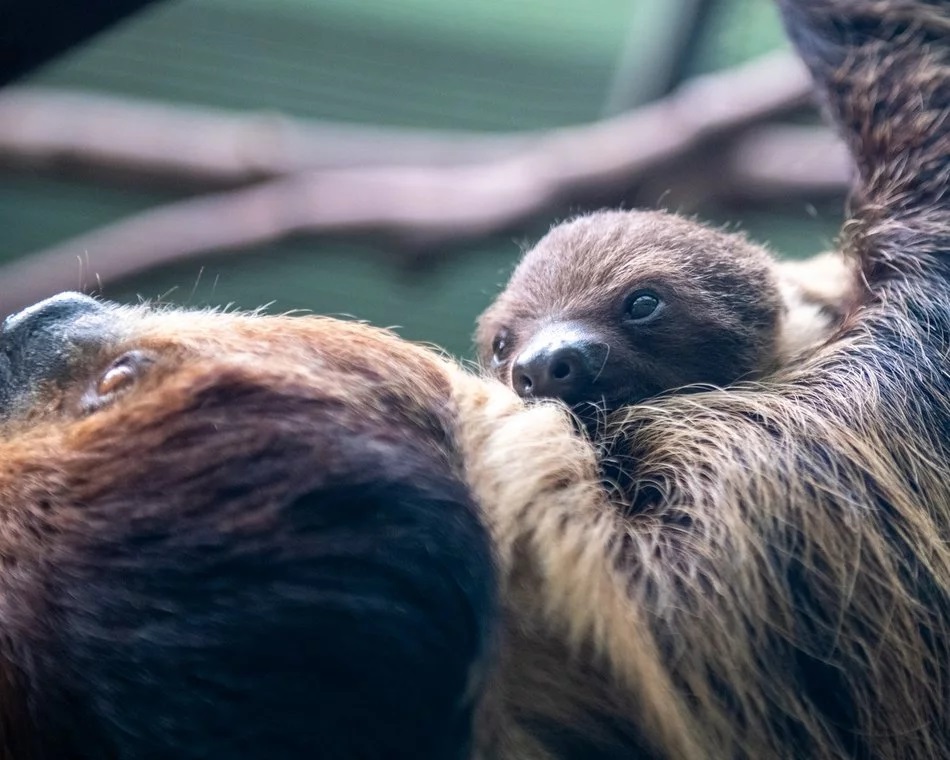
[476,210,783,418]
[0,293,132,420]
[0,293,191,423]
[0,292,454,432]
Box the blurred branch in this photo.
[628,122,852,213]
[725,124,853,198]
[0,89,533,188]
[0,49,810,189]
[0,50,851,314]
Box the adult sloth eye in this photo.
[491,329,513,364]
[85,351,154,411]
[625,292,661,322]
[97,363,136,396]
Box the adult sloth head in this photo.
[0,297,499,758]
[0,0,947,758]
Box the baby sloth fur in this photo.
[477,209,855,417]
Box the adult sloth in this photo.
[0,0,946,758]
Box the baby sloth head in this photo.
[476,209,789,417]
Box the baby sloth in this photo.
[477,209,855,419]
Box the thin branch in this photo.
[0,51,833,315]
[0,88,533,188]
[0,49,810,189]
[725,123,854,197]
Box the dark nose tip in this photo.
[512,344,593,403]
[2,292,104,336]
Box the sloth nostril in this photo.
[511,341,596,403]
[551,360,572,380]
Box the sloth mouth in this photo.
[574,389,645,415]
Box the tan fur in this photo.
[449,375,705,758]
[776,252,860,361]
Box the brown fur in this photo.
[0,308,497,758]
[0,1,946,758]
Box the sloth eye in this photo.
[97,362,137,397]
[84,351,155,411]
[625,291,661,322]
[491,329,513,364]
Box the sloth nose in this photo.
[513,345,588,401]
[2,292,104,336]
[512,341,601,405]
[0,293,111,412]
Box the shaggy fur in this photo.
[0,0,945,758]
[0,302,496,759]
[476,211,858,418]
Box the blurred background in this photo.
[0,0,850,359]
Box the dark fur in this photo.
[0,302,495,759]
[0,1,945,758]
